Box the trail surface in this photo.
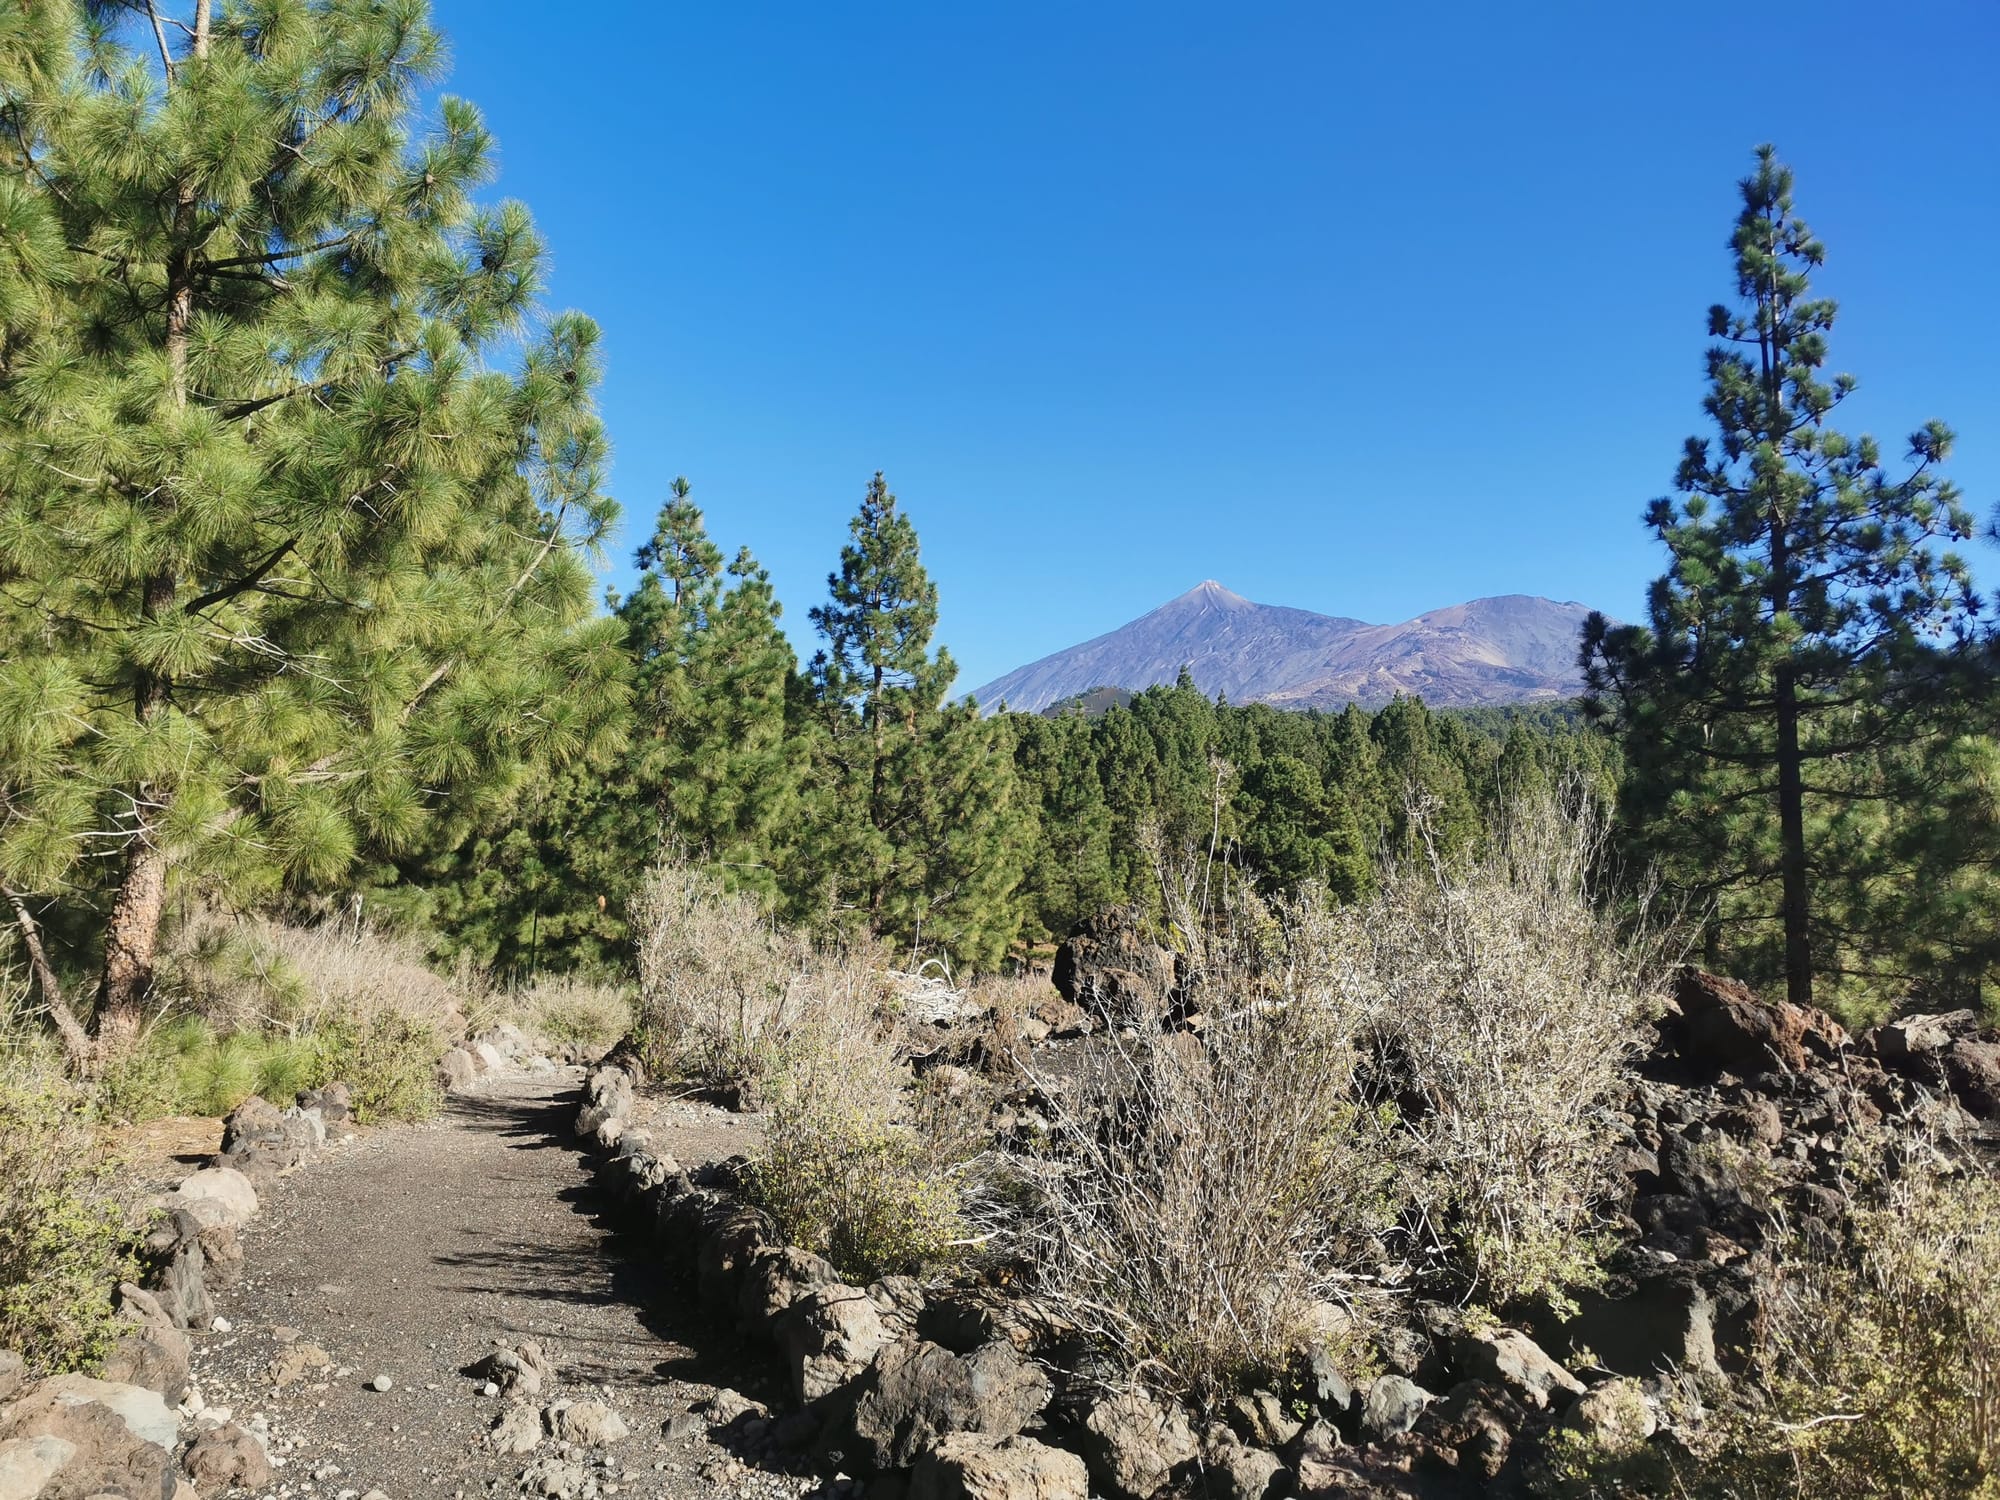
[189,1074,800,1500]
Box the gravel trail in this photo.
[189,1074,804,1500]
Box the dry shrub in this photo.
[123,914,459,1123]
[163,911,468,1035]
[751,1016,973,1281]
[1001,905,1401,1401]
[1692,1131,2000,1499]
[631,856,973,1279]
[630,856,887,1096]
[1343,789,1666,1304]
[969,968,1060,1052]
[995,787,1663,1399]
[0,985,134,1373]
[502,973,631,1054]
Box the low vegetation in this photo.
[0,992,134,1374]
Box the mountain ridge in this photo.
[969,583,1596,713]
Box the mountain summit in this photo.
[968,586,1594,713]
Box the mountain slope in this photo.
[969,584,1594,713]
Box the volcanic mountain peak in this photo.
[969,585,1597,714]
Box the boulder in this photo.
[1225,1390,1302,1450]
[295,1081,353,1124]
[548,1399,627,1448]
[1052,908,1180,1029]
[0,1376,178,1500]
[466,1341,556,1400]
[775,1283,892,1405]
[0,1436,75,1500]
[1198,1438,1282,1500]
[487,1403,545,1456]
[98,1287,191,1405]
[696,1207,775,1304]
[1288,1420,1346,1494]
[848,1340,1052,1472]
[1869,1010,1980,1065]
[910,1433,1089,1500]
[1360,1376,1433,1439]
[575,1067,633,1138]
[267,1341,332,1388]
[473,1042,506,1073]
[1420,1381,1522,1480]
[1943,1038,2000,1118]
[1450,1328,1583,1411]
[1561,1378,1657,1458]
[172,1169,257,1229]
[739,1246,840,1335]
[1543,1264,1722,1380]
[0,1354,22,1404]
[138,1214,210,1334]
[1674,967,1844,1075]
[436,1048,478,1093]
[1079,1390,1196,1500]
[180,1423,273,1491]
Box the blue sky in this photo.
[431,0,2000,695]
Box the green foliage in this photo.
[1004,687,1612,943]
[311,1010,443,1123]
[0,1042,135,1373]
[1584,146,1981,1013]
[751,1059,968,1281]
[0,0,628,1028]
[801,473,1029,970]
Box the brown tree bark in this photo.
[95,2,208,1047]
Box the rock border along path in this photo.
[181,1073,813,1500]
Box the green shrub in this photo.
[1700,1141,2000,1498]
[749,1036,967,1280]
[310,1011,443,1123]
[0,1048,135,1373]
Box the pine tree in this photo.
[803,472,1025,968]
[1583,147,1977,1008]
[0,1,627,1051]
[621,482,801,898]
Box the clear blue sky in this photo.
[431,0,2000,695]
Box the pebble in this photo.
[371,1375,394,1393]
[214,1316,234,1333]
[482,1383,500,1398]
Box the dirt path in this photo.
[188,1074,805,1500]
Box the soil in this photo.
[186,1073,814,1500]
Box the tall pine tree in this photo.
[1583,147,1977,1008]
[0,0,627,1051]
[803,472,1025,969]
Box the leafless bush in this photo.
[1337,786,1668,1304]
[994,787,1665,1397]
[630,856,890,1095]
[999,910,1402,1401]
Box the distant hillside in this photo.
[969,582,1597,713]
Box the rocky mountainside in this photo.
[968,581,1597,713]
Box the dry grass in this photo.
[630,856,891,1098]
[1000,992,1400,1400]
[494,972,632,1055]
[162,910,467,1036]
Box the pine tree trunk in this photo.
[1774,663,1813,1008]
[98,2,207,1048]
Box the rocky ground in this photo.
[185,1073,825,1500]
[0,1046,844,1500]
